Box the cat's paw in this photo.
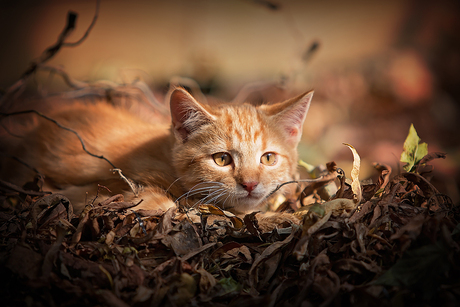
[254,212,300,233]
[129,186,177,213]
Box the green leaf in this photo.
[400,124,428,172]
[415,142,428,163]
[217,277,241,294]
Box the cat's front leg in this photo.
[126,185,177,213]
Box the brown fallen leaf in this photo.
[343,143,362,204]
[162,219,202,257]
[248,230,296,288]
[5,244,44,279]
[414,152,447,173]
[199,204,244,230]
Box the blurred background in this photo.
[0,0,459,202]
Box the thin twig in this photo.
[0,179,51,197]
[0,109,116,169]
[169,76,207,104]
[0,0,100,111]
[33,72,168,116]
[0,120,24,138]
[89,184,113,206]
[265,172,341,200]
[232,80,282,103]
[38,64,89,89]
[0,153,44,177]
[63,0,100,47]
[0,110,140,196]
[112,168,140,197]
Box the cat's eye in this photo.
[261,152,277,166]
[212,152,233,166]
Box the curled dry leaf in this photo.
[243,211,262,239]
[298,162,340,203]
[255,211,300,233]
[298,199,356,235]
[372,162,392,196]
[198,204,244,230]
[30,193,73,229]
[248,230,296,288]
[343,143,362,204]
[196,268,217,294]
[162,219,202,257]
[415,152,446,173]
[349,200,373,224]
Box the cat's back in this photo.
[46,102,164,136]
[2,101,172,186]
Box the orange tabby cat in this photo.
[1,88,313,215]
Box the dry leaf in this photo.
[343,143,362,204]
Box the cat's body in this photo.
[1,88,313,215]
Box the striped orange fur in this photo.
[1,88,313,214]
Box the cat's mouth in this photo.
[237,191,265,201]
[228,192,267,213]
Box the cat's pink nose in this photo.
[242,182,258,193]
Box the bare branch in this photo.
[0,179,51,197]
[37,64,89,89]
[0,152,44,177]
[232,80,284,103]
[265,171,341,200]
[63,0,100,47]
[169,76,208,104]
[30,70,168,117]
[0,109,142,196]
[112,168,140,197]
[0,0,100,111]
[1,109,116,169]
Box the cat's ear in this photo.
[169,88,215,141]
[264,91,313,144]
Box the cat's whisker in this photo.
[229,193,238,211]
[206,189,227,206]
[190,191,219,209]
[211,192,224,205]
[220,192,235,211]
[222,193,232,210]
[176,187,211,203]
[177,182,219,199]
[166,176,185,193]
[190,152,203,164]
[219,191,233,209]
[190,181,224,192]
[193,184,225,200]
[264,179,298,200]
[197,187,225,204]
[183,188,223,212]
[187,183,229,209]
[175,182,225,204]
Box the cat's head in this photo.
[169,87,313,214]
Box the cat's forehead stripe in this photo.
[222,106,265,145]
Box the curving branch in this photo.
[0,0,100,111]
[0,110,138,196]
[63,0,100,47]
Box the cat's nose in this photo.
[241,182,258,193]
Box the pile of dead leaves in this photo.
[1,153,459,307]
